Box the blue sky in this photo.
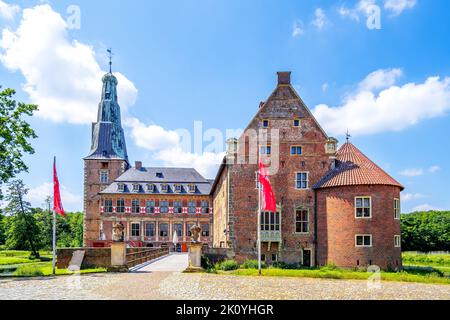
[0,0,449,212]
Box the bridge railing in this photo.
[125,247,169,268]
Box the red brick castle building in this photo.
[84,70,403,269]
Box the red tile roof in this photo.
[313,142,404,190]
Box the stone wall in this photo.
[57,248,111,269]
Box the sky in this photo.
[0,0,449,213]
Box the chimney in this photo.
[277,71,291,85]
[135,161,142,170]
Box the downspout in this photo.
[314,190,318,267]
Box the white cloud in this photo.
[384,0,417,16]
[124,117,224,179]
[402,193,425,202]
[26,182,82,211]
[292,20,304,38]
[313,68,450,136]
[322,83,329,92]
[312,8,327,30]
[338,6,360,22]
[0,0,20,20]
[358,68,402,91]
[412,203,441,212]
[0,4,138,124]
[428,165,440,173]
[399,168,423,177]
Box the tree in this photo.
[0,212,6,246]
[0,87,38,185]
[4,180,41,258]
[401,211,450,252]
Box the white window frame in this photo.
[293,119,300,127]
[355,196,372,219]
[255,171,260,189]
[147,184,155,193]
[132,184,140,193]
[295,172,309,190]
[131,222,141,237]
[117,183,125,192]
[355,234,373,247]
[295,208,309,234]
[100,170,109,184]
[260,145,271,155]
[394,198,400,220]
[188,184,196,193]
[174,184,182,193]
[394,235,401,248]
[161,184,169,193]
[290,146,302,156]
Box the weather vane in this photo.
[107,48,114,73]
[346,129,351,143]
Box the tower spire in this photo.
[107,48,114,73]
[346,129,351,143]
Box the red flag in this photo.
[53,157,65,217]
[258,160,277,212]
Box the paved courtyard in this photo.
[0,254,449,300]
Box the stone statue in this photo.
[190,224,202,243]
[112,222,125,242]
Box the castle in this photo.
[84,70,403,269]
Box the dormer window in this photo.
[117,184,125,192]
[262,119,269,128]
[156,172,164,178]
[188,184,196,193]
[147,184,156,193]
[174,184,182,193]
[132,184,140,193]
[161,184,169,193]
[105,92,111,99]
[293,119,300,127]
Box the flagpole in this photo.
[52,208,56,275]
[257,152,262,276]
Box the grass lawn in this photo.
[225,267,450,285]
[402,252,450,267]
[0,250,106,278]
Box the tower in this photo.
[83,66,129,246]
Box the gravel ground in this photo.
[0,271,449,300]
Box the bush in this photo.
[272,261,303,269]
[241,259,267,269]
[217,260,239,271]
[13,264,44,277]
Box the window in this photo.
[160,200,169,214]
[100,171,109,184]
[260,146,271,155]
[355,197,371,218]
[145,200,155,214]
[147,184,155,193]
[101,162,109,169]
[188,184,196,193]
[116,199,125,213]
[394,198,400,220]
[394,235,401,248]
[161,184,169,193]
[104,199,113,213]
[291,146,302,155]
[173,223,183,237]
[132,184,140,193]
[201,201,210,213]
[145,223,155,237]
[260,211,280,231]
[131,223,140,237]
[131,199,140,214]
[156,172,164,178]
[201,224,210,237]
[188,201,196,214]
[174,184,182,193]
[261,254,266,262]
[159,223,169,237]
[174,201,182,214]
[295,209,309,233]
[118,183,125,192]
[296,172,309,189]
[271,253,278,262]
[262,119,269,128]
[293,119,300,127]
[355,235,372,247]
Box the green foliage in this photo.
[272,261,303,269]
[241,259,267,269]
[4,180,41,258]
[13,264,44,277]
[401,211,450,252]
[216,259,239,271]
[0,213,5,245]
[0,87,38,184]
